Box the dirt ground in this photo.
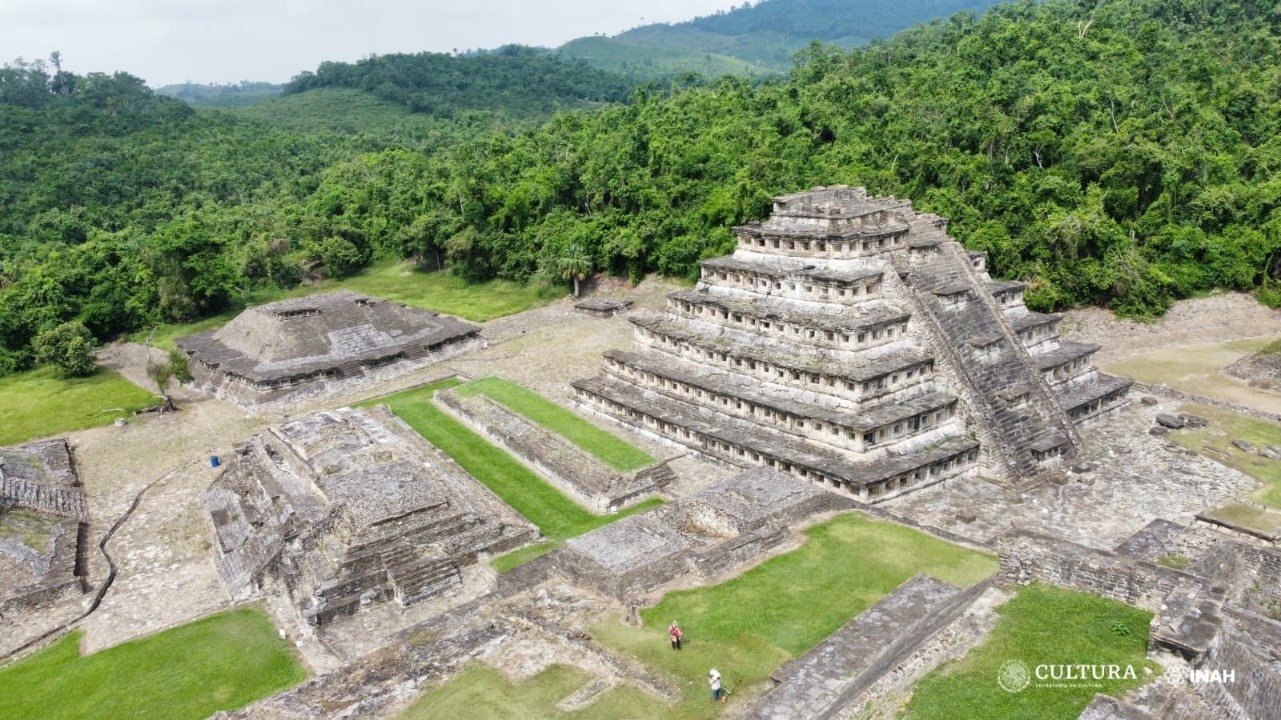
[1061,291,1281,414]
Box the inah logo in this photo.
[998,660,1031,693]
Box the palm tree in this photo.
[558,244,592,298]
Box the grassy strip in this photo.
[1206,503,1281,533]
[0,607,305,720]
[0,366,158,446]
[363,381,663,547]
[905,583,1157,719]
[1169,404,1281,507]
[138,260,557,351]
[489,540,561,573]
[455,377,654,472]
[401,663,654,720]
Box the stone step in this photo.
[390,558,460,605]
[0,477,87,520]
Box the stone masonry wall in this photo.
[997,530,1190,612]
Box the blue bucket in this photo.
[210,455,221,468]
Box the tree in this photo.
[557,244,593,298]
[34,321,96,377]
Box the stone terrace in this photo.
[201,406,537,628]
[178,290,484,409]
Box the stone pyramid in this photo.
[573,186,1131,501]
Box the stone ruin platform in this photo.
[1000,523,1281,720]
[0,439,88,618]
[574,297,633,318]
[556,468,843,598]
[178,290,485,410]
[201,406,537,628]
[436,387,674,512]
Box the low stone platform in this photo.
[574,297,633,317]
[0,439,88,618]
[742,574,963,720]
[557,469,842,598]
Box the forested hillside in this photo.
[283,46,634,118]
[560,0,1001,74]
[3,0,1281,378]
[155,81,284,107]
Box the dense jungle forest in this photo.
[2,0,1281,376]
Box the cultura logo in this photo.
[998,660,1031,693]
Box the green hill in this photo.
[282,46,633,119]
[556,36,773,79]
[155,81,283,107]
[560,0,1004,75]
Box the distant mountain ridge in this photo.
[559,0,1003,75]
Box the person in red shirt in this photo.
[668,621,684,650]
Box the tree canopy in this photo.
[4,0,1281,378]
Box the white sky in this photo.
[0,0,741,87]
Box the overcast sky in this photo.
[1,0,741,87]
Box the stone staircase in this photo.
[386,554,461,606]
[0,477,87,520]
[896,238,1079,478]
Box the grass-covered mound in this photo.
[0,607,305,720]
[0,366,157,445]
[455,377,655,472]
[905,583,1157,719]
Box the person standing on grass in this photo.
[709,668,722,702]
[669,621,683,650]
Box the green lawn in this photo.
[136,259,560,351]
[1205,503,1281,534]
[406,512,997,719]
[0,607,305,720]
[401,664,655,720]
[362,380,662,561]
[0,366,158,446]
[1169,405,1281,507]
[905,583,1157,720]
[588,513,997,719]
[455,377,654,472]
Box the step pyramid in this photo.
[573,186,1130,500]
